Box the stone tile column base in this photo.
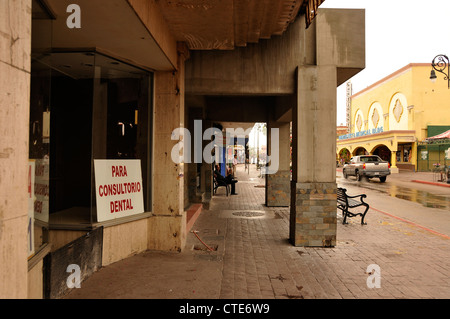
[289,182,337,247]
[266,169,291,207]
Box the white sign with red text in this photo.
[94,159,144,222]
[34,158,49,223]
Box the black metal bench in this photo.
[337,187,369,225]
[213,176,230,196]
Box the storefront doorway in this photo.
[396,143,414,171]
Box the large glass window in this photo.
[29,0,152,257]
[30,51,152,233]
[396,144,412,163]
[29,58,51,257]
[29,0,54,258]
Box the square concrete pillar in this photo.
[0,0,32,298]
[290,65,337,247]
[149,48,188,251]
[266,121,291,207]
[201,120,213,209]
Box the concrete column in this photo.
[0,0,32,298]
[391,151,399,173]
[391,151,397,170]
[411,143,417,172]
[290,65,338,247]
[266,121,290,207]
[148,47,188,251]
[201,120,213,209]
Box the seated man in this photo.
[226,165,233,178]
[214,164,238,195]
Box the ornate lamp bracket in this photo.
[431,54,450,89]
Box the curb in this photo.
[411,180,450,188]
[186,204,203,232]
[371,206,450,240]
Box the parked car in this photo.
[343,155,391,182]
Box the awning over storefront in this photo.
[426,129,450,141]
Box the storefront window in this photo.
[47,52,96,226]
[29,0,54,258]
[30,51,152,231]
[91,54,152,222]
[396,149,402,163]
[30,1,152,253]
[397,144,412,163]
[403,145,411,162]
[29,58,51,257]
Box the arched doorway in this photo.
[353,147,368,156]
[338,148,351,166]
[372,145,391,164]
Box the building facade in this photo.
[337,63,450,173]
[1,0,365,298]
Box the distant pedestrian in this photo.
[233,155,238,177]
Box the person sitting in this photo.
[214,164,238,195]
[226,165,233,178]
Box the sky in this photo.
[320,0,450,125]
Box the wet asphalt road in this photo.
[336,171,450,238]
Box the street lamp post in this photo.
[430,54,450,183]
[430,54,450,89]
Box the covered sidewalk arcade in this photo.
[1,0,365,298]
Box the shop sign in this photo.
[339,127,384,140]
[421,151,428,160]
[94,160,144,222]
[34,158,50,223]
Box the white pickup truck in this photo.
[343,155,391,182]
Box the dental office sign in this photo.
[339,127,384,140]
[94,160,144,222]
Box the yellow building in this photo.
[337,63,450,172]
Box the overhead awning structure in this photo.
[153,0,325,50]
[426,129,450,141]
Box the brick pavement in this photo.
[203,165,450,299]
[65,164,450,299]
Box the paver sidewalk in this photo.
[65,165,450,299]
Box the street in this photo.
[337,169,450,238]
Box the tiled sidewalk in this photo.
[200,165,450,299]
[66,164,450,299]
